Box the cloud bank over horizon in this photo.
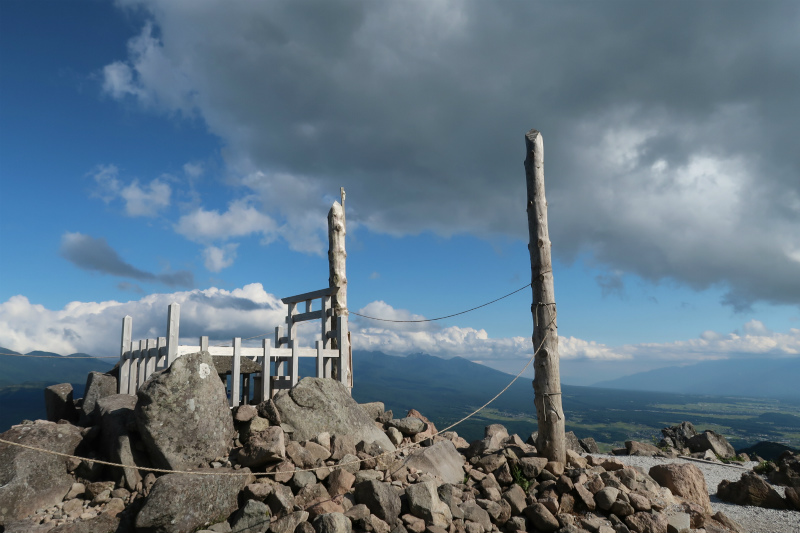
[96,0,800,310]
[1,286,797,374]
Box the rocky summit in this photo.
[0,354,798,533]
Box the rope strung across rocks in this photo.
[0,313,557,478]
[351,283,532,323]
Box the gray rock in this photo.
[389,417,426,436]
[267,483,296,517]
[0,421,85,522]
[330,434,357,461]
[666,511,690,533]
[80,372,117,426]
[458,500,491,532]
[135,351,234,470]
[97,394,150,491]
[524,503,559,532]
[240,416,270,442]
[360,402,386,421]
[518,456,548,479]
[44,383,78,423]
[403,440,464,485]
[291,470,318,491]
[687,430,736,458]
[649,463,712,516]
[625,440,660,457]
[386,427,403,447]
[238,426,285,468]
[717,471,786,509]
[406,480,452,528]
[271,511,309,533]
[579,437,600,454]
[502,484,527,515]
[233,404,258,423]
[594,486,619,511]
[134,468,249,533]
[256,398,282,426]
[229,499,271,533]
[354,480,401,526]
[337,453,362,474]
[564,431,584,453]
[314,512,353,533]
[661,421,697,449]
[273,378,395,451]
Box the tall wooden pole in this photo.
[524,129,566,463]
[328,190,351,388]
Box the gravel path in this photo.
[590,454,800,533]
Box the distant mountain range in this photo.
[0,346,114,388]
[2,348,799,450]
[592,357,800,399]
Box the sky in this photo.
[1,0,799,386]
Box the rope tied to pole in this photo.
[352,283,531,323]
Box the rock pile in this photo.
[716,450,800,511]
[0,353,776,533]
[607,422,744,464]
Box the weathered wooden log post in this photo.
[524,129,566,463]
[328,188,351,389]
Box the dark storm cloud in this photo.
[60,232,194,288]
[109,0,800,308]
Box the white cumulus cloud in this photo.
[202,243,239,273]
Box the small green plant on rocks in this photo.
[511,464,530,492]
[754,460,775,474]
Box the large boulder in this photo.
[687,430,736,458]
[406,480,452,528]
[649,463,712,516]
[97,394,150,491]
[135,468,249,532]
[273,377,394,451]
[354,480,401,526]
[44,383,78,423]
[135,351,234,470]
[717,471,786,509]
[79,372,117,426]
[403,440,465,485]
[0,421,85,523]
[661,421,697,449]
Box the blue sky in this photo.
[1,1,799,385]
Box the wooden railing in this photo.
[118,287,351,407]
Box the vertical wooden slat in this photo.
[119,316,132,394]
[316,340,324,379]
[231,337,241,408]
[290,340,299,388]
[166,303,180,367]
[157,337,166,369]
[321,296,332,377]
[128,342,140,393]
[287,303,297,345]
[145,338,157,379]
[275,326,285,377]
[137,339,147,390]
[261,339,270,403]
[337,315,351,393]
[200,336,209,352]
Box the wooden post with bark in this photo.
[524,129,566,463]
[328,188,352,389]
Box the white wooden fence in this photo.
[118,287,351,407]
